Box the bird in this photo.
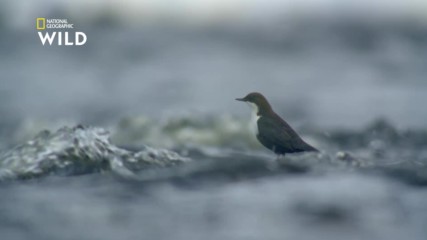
[236,92,318,156]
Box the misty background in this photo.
[2,2,427,240]
[1,0,427,133]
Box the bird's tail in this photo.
[303,143,319,152]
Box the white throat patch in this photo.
[246,102,260,135]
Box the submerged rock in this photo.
[0,125,190,181]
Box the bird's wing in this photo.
[257,115,311,152]
[257,116,294,150]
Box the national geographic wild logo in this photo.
[36,18,87,46]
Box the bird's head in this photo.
[236,92,272,115]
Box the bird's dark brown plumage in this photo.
[236,92,318,155]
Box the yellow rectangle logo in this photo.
[36,18,45,30]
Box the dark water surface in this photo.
[0,119,427,240]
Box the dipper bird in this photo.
[236,92,318,156]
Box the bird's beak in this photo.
[235,97,245,102]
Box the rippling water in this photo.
[1,116,427,240]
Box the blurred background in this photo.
[1,2,427,240]
[0,0,427,136]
